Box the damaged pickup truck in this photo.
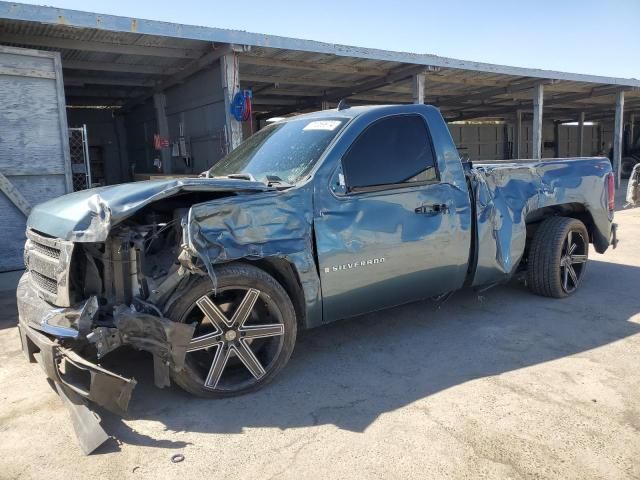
[18,104,618,452]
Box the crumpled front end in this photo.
[16,267,195,454]
[17,176,315,452]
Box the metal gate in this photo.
[68,125,92,191]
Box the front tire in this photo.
[168,263,297,398]
[527,217,589,298]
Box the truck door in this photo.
[314,113,471,322]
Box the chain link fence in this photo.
[68,125,91,191]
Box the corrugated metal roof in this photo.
[0,1,638,119]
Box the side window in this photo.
[342,115,437,190]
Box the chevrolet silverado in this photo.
[17,104,618,452]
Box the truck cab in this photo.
[310,105,472,320]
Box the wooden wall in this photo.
[0,45,71,271]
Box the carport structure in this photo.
[0,1,639,186]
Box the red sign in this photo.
[154,134,170,150]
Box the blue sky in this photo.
[18,0,640,79]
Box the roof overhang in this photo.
[1,1,638,121]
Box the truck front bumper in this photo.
[16,273,137,454]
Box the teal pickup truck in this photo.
[17,104,617,452]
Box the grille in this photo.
[25,229,75,306]
[31,241,61,259]
[31,270,58,294]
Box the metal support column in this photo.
[613,90,625,188]
[631,114,636,146]
[514,109,522,159]
[553,121,560,158]
[153,93,171,174]
[578,111,585,157]
[412,73,425,104]
[532,83,544,159]
[220,51,243,153]
[598,122,604,154]
[114,114,130,182]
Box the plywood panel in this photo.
[0,75,66,174]
[448,124,509,161]
[0,45,70,271]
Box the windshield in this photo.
[208,117,347,184]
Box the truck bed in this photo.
[468,157,613,287]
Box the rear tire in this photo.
[527,217,589,298]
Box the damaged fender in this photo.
[184,184,323,328]
[470,159,613,286]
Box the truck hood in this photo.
[27,177,270,242]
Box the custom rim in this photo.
[181,287,285,392]
[560,230,588,294]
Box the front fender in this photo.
[184,185,322,328]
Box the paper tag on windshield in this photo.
[303,120,342,131]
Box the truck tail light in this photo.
[606,172,615,212]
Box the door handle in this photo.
[414,203,449,215]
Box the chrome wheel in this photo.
[183,287,286,392]
[559,230,588,294]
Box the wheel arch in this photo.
[524,203,596,248]
[239,257,308,330]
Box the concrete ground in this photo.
[1,190,639,480]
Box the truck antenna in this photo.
[337,99,350,111]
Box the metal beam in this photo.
[240,55,387,76]
[553,121,561,157]
[324,65,437,102]
[412,73,425,104]
[532,83,544,159]
[157,45,234,92]
[350,93,411,103]
[449,95,636,123]
[256,65,435,118]
[153,93,171,174]
[246,87,320,98]
[241,73,351,89]
[613,90,625,188]
[242,78,412,97]
[0,32,204,58]
[544,86,626,106]
[252,97,300,106]
[445,86,636,121]
[515,109,522,159]
[121,45,235,111]
[578,111,585,156]
[65,87,149,98]
[221,52,242,152]
[63,60,175,75]
[436,79,553,108]
[65,96,125,106]
[64,76,156,88]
